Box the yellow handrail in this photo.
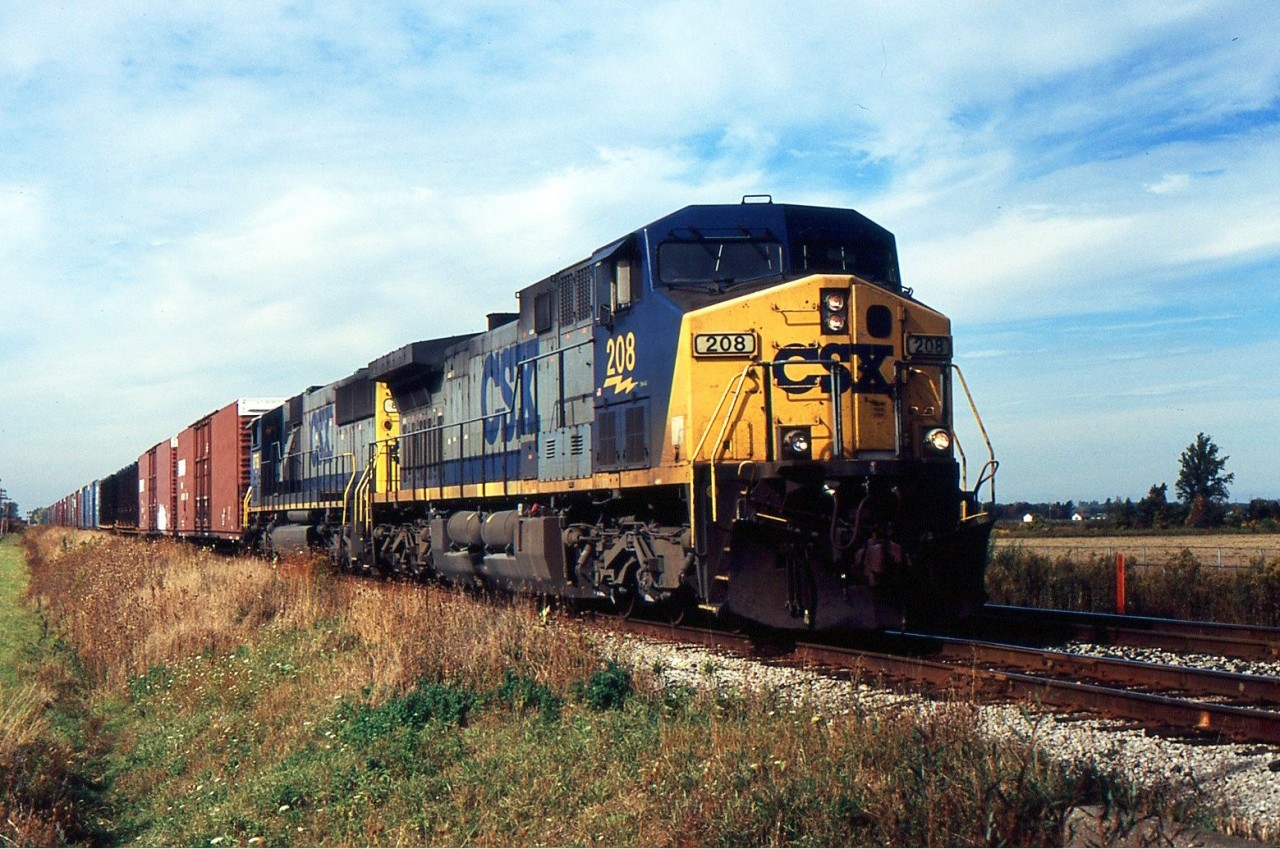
[951,363,998,516]
[690,363,761,522]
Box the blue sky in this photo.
[2,1,1278,512]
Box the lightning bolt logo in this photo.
[603,374,638,395]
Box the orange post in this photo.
[1116,553,1126,615]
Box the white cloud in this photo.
[3,1,1280,508]
[1145,173,1191,195]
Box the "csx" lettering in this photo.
[772,343,894,394]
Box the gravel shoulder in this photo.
[596,631,1280,844]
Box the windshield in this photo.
[794,234,899,288]
[657,239,784,289]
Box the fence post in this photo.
[1116,553,1126,615]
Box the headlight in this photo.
[781,427,812,459]
[819,287,849,336]
[924,428,951,452]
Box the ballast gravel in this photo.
[595,632,1280,844]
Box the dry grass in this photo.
[987,543,1280,623]
[10,527,1214,846]
[994,533,1280,569]
[24,531,327,687]
[22,529,596,698]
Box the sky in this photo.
[2,1,1279,513]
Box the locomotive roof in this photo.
[597,198,895,255]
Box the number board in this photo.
[906,334,952,360]
[693,332,757,358]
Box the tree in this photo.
[1137,483,1170,529]
[1176,433,1233,527]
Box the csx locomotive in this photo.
[243,196,997,630]
[48,197,995,630]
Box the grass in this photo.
[0,536,41,695]
[1,527,1229,846]
[0,533,114,846]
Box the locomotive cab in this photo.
[589,197,997,629]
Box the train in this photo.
[47,196,997,631]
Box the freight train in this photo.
[47,197,997,630]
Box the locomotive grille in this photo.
[575,270,592,322]
[623,405,646,462]
[557,267,593,326]
[597,409,618,466]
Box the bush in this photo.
[496,669,562,721]
[578,661,632,711]
[338,680,480,743]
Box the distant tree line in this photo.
[996,433,1275,530]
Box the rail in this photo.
[607,618,1280,744]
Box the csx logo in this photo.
[772,343,894,394]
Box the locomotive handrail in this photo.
[689,362,760,462]
[338,451,361,529]
[373,403,519,499]
[906,364,972,489]
[350,453,376,535]
[395,409,512,439]
[950,363,997,512]
[690,362,764,522]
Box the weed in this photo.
[338,680,480,741]
[496,669,563,721]
[579,660,632,711]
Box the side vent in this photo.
[597,409,619,467]
[624,406,647,463]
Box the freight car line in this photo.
[967,605,1280,662]
[608,618,1280,744]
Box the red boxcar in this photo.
[174,399,281,540]
[138,437,178,535]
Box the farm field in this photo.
[993,533,1280,569]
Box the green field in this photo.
[0,535,40,695]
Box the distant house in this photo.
[1022,513,1034,524]
[1072,513,1084,522]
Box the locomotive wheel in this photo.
[606,583,638,619]
[662,587,693,625]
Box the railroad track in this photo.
[963,605,1280,661]
[606,617,1280,744]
